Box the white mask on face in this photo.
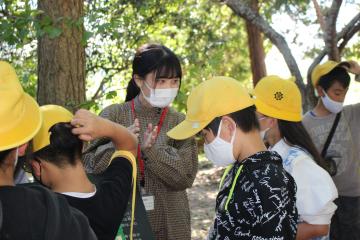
[204,120,237,167]
[260,128,270,141]
[141,81,178,108]
[322,90,343,114]
[14,147,19,167]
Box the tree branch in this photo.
[312,0,326,32]
[307,12,360,83]
[88,64,128,101]
[338,12,360,53]
[324,0,343,61]
[224,0,307,101]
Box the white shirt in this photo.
[271,139,338,225]
[62,186,97,199]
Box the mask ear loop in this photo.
[216,120,223,138]
[230,122,237,144]
[14,147,19,167]
[140,81,154,101]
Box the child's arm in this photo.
[71,109,138,157]
[296,223,329,240]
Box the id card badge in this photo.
[141,187,154,211]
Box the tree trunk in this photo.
[37,0,85,112]
[245,0,266,86]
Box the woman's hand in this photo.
[128,118,140,137]
[141,123,158,150]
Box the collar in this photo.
[269,139,291,161]
[133,95,164,116]
[238,151,283,171]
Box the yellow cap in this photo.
[311,60,350,86]
[254,75,302,122]
[167,76,254,140]
[0,61,42,151]
[32,105,73,152]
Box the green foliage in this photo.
[1,0,251,113]
[343,33,360,60]
[1,0,358,114]
[260,0,311,23]
[84,0,251,112]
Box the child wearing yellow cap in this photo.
[27,105,138,240]
[168,76,298,239]
[303,60,360,240]
[254,75,338,240]
[0,61,96,240]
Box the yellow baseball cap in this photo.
[311,60,350,86]
[32,105,73,152]
[254,75,302,122]
[0,61,42,151]
[167,76,254,140]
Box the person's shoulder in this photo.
[245,154,293,187]
[108,155,133,170]
[167,106,186,123]
[302,110,314,124]
[9,184,55,199]
[343,102,360,118]
[168,106,184,117]
[256,160,296,191]
[285,146,310,166]
[101,102,131,114]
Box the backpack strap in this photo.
[321,112,341,157]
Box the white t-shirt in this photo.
[62,186,97,199]
[271,139,338,225]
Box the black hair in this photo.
[125,43,182,102]
[278,120,327,169]
[318,65,350,91]
[33,122,83,168]
[204,105,260,134]
[0,149,12,166]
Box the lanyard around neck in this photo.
[130,99,168,186]
[219,164,244,211]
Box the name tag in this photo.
[142,195,155,211]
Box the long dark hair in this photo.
[33,123,83,168]
[278,120,327,169]
[125,43,182,101]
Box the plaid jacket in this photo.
[83,96,198,240]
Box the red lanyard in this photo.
[130,99,168,186]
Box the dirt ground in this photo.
[187,160,224,240]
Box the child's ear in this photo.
[133,75,143,88]
[316,86,324,97]
[269,118,276,128]
[30,160,41,178]
[18,143,28,157]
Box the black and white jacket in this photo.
[208,151,298,240]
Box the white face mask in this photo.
[141,81,178,108]
[14,147,19,167]
[322,90,343,114]
[260,128,270,141]
[204,120,236,167]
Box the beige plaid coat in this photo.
[83,96,198,240]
